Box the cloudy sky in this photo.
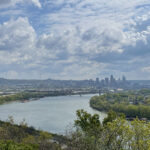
[0,0,150,80]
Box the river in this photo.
[0,94,106,134]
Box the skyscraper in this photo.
[122,76,126,82]
[105,77,109,86]
[110,75,117,87]
[110,75,114,84]
[96,77,99,85]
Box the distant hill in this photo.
[0,78,94,89]
[0,78,150,90]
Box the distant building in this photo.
[89,79,94,87]
[105,77,109,86]
[96,78,99,85]
[122,76,126,82]
[110,75,114,83]
[110,75,116,87]
[101,79,105,86]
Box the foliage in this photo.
[0,91,69,105]
[67,109,150,150]
[75,109,102,136]
[90,90,150,119]
[0,140,39,150]
[0,118,62,150]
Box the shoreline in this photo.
[90,92,150,121]
[0,91,99,105]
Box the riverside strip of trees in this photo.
[0,91,72,105]
[90,89,150,119]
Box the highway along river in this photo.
[0,94,106,134]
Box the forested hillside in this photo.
[0,117,66,150]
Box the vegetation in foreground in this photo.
[90,89,150,119]
[0,117,66,150]
[0,110,150,150]
[67,110,150,150]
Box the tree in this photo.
[75,109,102,137]
[67,109,150,150]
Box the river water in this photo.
[0,94,106,134]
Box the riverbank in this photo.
[0,90,98,105]
[90,90,150,120]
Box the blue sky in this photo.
[0,0,150,80]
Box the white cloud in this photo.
[1,0,150,79]
[0,17,36,51]
[142,67,150,72]
[0,0,42,9]
[0,17,37,66]
[31,0,41,8]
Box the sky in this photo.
[0,0,150,80]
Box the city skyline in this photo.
[0,74,127,81]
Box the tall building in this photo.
[105,77,109,86]
[110,75,117,87]
[110,75,114,84]
[96,77,99,84]
[122,76,126,82]
[101,79,105,86]
[89,79,94,87]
